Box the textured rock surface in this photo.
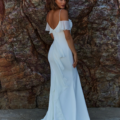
[0,0,120,109]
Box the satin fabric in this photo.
[41,9,90,120]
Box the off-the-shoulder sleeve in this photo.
[60,20,71,31]
[45,23,52,34]
[59,20,72,34]
[45,19,72,34]
[45,23,50,31]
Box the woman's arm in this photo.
[61,9,77,55]
[61,9,78,68]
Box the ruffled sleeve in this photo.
[60,20,71,30]
[60,19,72,33]
[45,23,50,31]
[45,19,72,34]
[45,23,52,34]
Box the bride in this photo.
[41,0,91,120]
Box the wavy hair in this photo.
[45,0,70,13]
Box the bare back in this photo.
[46,9,69,30]
[46,9,71,41]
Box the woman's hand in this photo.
[72,52,78,68]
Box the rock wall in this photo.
[0,0,120,109]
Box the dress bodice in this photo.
[45,9,73,58]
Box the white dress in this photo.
[41,9,90,120]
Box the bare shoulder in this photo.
[61,9,69,20]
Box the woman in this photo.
[41,0,90,120]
